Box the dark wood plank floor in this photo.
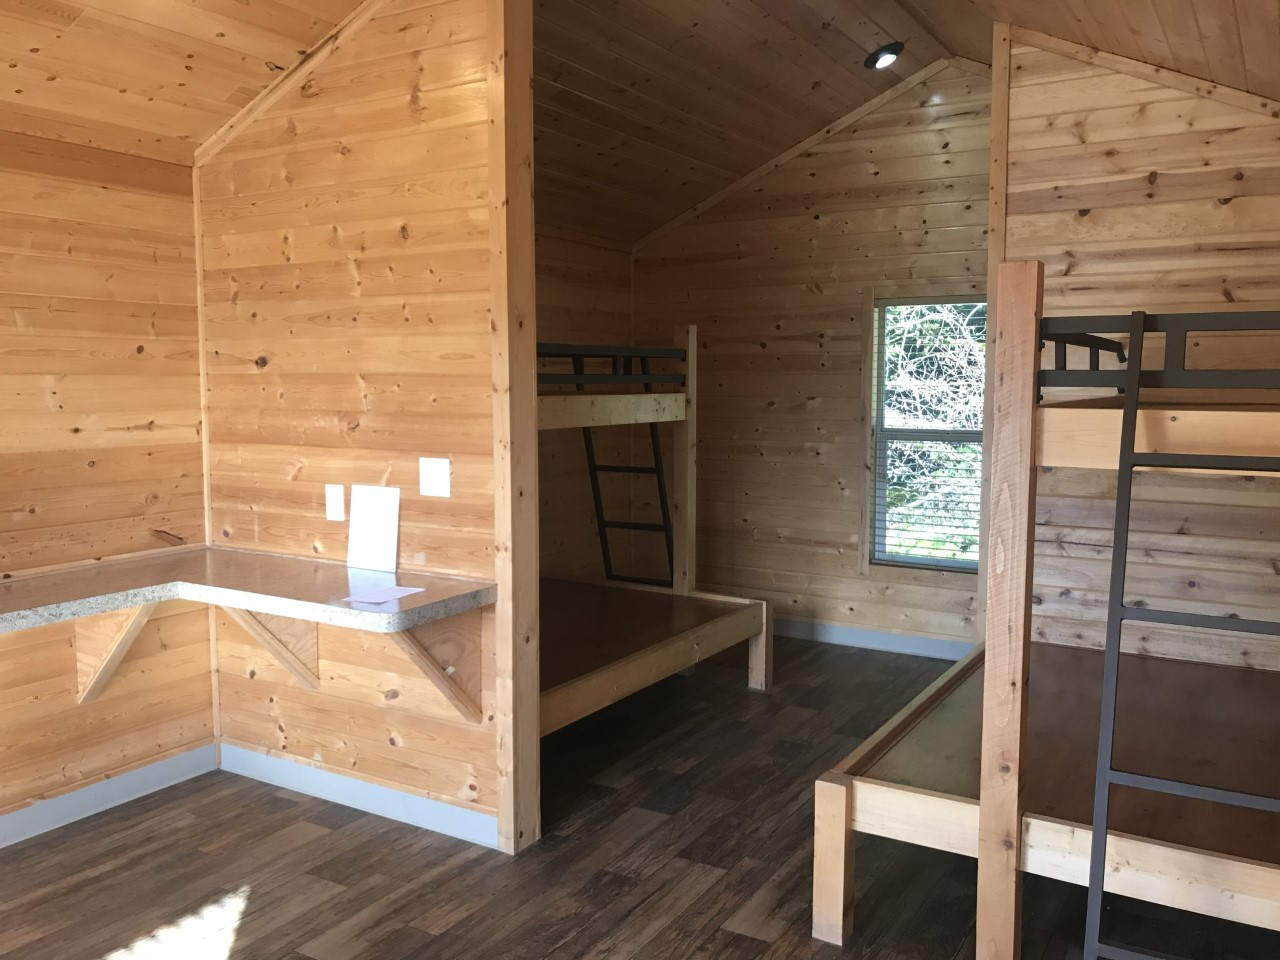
[3,638,1276,959]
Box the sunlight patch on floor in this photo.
[101,885,250,960]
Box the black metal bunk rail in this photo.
[1040,310,1280,391]
[545,342,685,589]
[537,342,686,388]
[1076,311,1280,960]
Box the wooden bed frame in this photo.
[539,578,769,734]
[812,261,1280,949]
[536,326,773,733]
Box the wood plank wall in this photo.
[536,232,635,580]
[993,34,1280,670]
[0,133,203,576]
[198,0,502,818]
[632,65,991,642]
[1003,40,1280,313]
[199,0,493,580]
[1034,467,1280,672]
[0,600,212,813]
[217,608,498,813]
[0,135,209,812]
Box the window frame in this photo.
[869,295,987,574]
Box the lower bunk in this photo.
[539,578,771,735]
[812,642,1280,944]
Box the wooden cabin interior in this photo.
[1,1,1278,957]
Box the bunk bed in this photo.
[536,327,772,734]
[811,262,1280,954]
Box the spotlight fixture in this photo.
[864,40,905,70]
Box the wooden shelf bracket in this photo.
[221,606,321,690]
[75,603,160,705]
[389,630,484,725]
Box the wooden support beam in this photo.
[75,603,159,704]
[812,774,857,944]
[977,20,1012,657]
[671,325,698,595]
[388,630,483,725]
[747,602,773,691]
[221,606,320,691]
[975,260,1044,960]
[488,0,541,854]
[194,0,392,165]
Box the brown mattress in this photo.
[866,643,1280,866]
[539,578,741,691]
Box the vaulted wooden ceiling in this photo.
[0,0,366,164]
[535,0,1280,247]
[532,0,957,246]
[902,0,1280,101]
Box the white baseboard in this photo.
[776,617,974,661]
[0,744,217,849]
[219,744,499,849]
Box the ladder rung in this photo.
[1130,452,1280,473]
[1118,605,1280,637]
[601,521,666,532]
[1106,769,1280,814]
[593,465,659,475]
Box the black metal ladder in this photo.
[548,345,681,587]
[1081,311,1280,960]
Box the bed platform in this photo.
[814,642,1280,942]
[539,578,770,735]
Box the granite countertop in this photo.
[0,548,497,634]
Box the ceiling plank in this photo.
[635,59,955,251]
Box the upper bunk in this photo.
[1036,310,1280,469]
[536,330,694,431]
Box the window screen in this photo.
[872,301,986,571]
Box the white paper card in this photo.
[325,483,345,521]
[341,584,424,605]
[346,484,400,573]
[345,567,397,596]
[419,457,451,498]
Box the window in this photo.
[871,300,986,571]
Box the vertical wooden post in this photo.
[977,20,1012,638]
[672,325,698,595]
[975,259,1043,960]
[812,773,857,944]
[488,0,540,855]
[748,603,773,690]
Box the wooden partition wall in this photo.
[1,0,540,853]
[195,0,537,850]
[988,25,1280,673]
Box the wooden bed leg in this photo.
[748,605,773,690]
[813,774,856,944]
